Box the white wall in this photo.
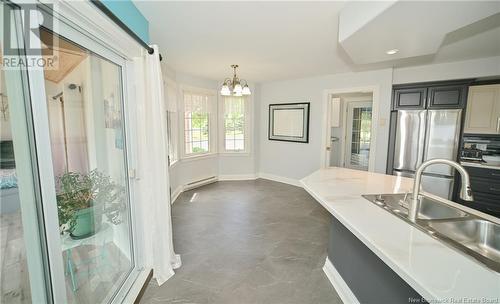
[169,155,219,191]
[256,56,500,183]
[258,69,394,181]
[393,56,500,84]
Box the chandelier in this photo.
[220,65,251,96]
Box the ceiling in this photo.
[339,1,500,64]
[135,1,500,83]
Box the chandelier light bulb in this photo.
[220,84,231,96]
[242,84,251,95]
[233,83,243,94]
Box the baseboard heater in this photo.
[184,176,218,191]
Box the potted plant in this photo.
[56,169,125,239]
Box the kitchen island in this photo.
[301,167,500,303]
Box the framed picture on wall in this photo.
[268,102,310,143]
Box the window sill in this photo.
[181,153,218,162]
[169,160,180,168]
[219,152,251,157]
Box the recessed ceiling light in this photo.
[386,49,399,55]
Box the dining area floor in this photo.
[140,179,342,304]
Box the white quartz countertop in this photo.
[301,167,500,302]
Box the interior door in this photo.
[344,102,372,171]
[23,6,138,304]
[326,96,341,167]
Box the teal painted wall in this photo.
[101,0,149,43]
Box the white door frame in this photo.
[13,1,147,302]
[343,101,373,170]
[321,86,380,172]
[0,3,53,302]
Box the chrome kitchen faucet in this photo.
[409,159,474,222]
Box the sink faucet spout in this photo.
[409,159,474,222]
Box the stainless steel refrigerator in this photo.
[392,109,462,199]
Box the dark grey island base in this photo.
[328,216,426,304]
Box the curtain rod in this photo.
[90,0,163,61]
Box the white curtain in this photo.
[183,91,210,114]
[223,95,245,115]
[135,45,181,285]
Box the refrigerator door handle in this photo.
[417,110,427,168]
[423,110,430,161]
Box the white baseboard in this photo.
[323,257,360,304]
[170,186,183,204]
[170,173,302,204]
[218,174,258,181]
[183,176,218,191]
[258,172,302,187]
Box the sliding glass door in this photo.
[0,2,52,303]
[40,30,134,303]
[2,2,139,303]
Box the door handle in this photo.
[497,117,500,134]
[326,146,331,151]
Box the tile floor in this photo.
[1,210,131,304]
[1,211,31,304]
[141,179,342,304]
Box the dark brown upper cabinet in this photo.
[393,87,427,110]
[427,84,467,109]
[392,80,472,111]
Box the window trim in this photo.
[166,111,179,166]
[163,75,180,167]
[179,85,218,160]
[219,94,252,154]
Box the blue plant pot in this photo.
[70,206,102,240]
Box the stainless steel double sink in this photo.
[362,193,500,272]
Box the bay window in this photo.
[182,90,215,156]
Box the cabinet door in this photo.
[463,165,500,180]
[428,84,467,109]
[464,85,500,134]
[393,87,427,110]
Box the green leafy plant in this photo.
[56,169,125,234]
[192,147,207,153]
